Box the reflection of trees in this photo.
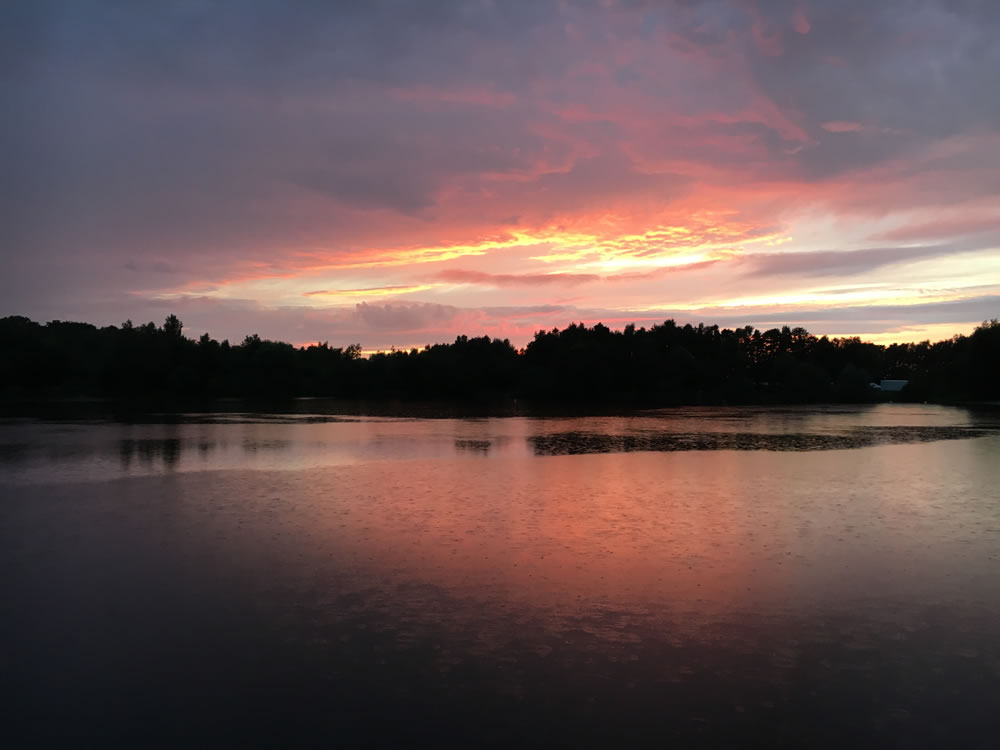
[240,439,292,454]
[0,443,30,465]
[529,426,989,455]
[118,438,184,470]
[454,439,492,454]
[2,315,998,405]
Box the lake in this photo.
[3,404,1000,747]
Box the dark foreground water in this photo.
[3,404,1000,747]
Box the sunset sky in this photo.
[3,0,998,350]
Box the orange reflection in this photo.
[293,449,791,619]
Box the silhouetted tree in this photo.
[2,314,998,405]
[163,315,183,338]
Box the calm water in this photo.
[3,404,1000,747]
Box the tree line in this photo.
[1,314,998,405]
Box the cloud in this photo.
[304,285,436,298]
[743,236,999,278]
[354,301,460,332]
[870,211,1000,243]
[821,121,865,133]
[792,8,811,35]
[124,259,180,274]
[435,269,600,286]
[744,294,1000,325]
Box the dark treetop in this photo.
[1,315,998,406]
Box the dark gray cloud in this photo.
[4,0,997,225]
[354,301,460,331]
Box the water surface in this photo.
[4,404,1000,746]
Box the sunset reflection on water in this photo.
[4,404,1000,746]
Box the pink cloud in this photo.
[793,9,811,35]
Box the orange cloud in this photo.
[436,269,601,286]
[303,284,438,299]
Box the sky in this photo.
[2,0,999,350]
